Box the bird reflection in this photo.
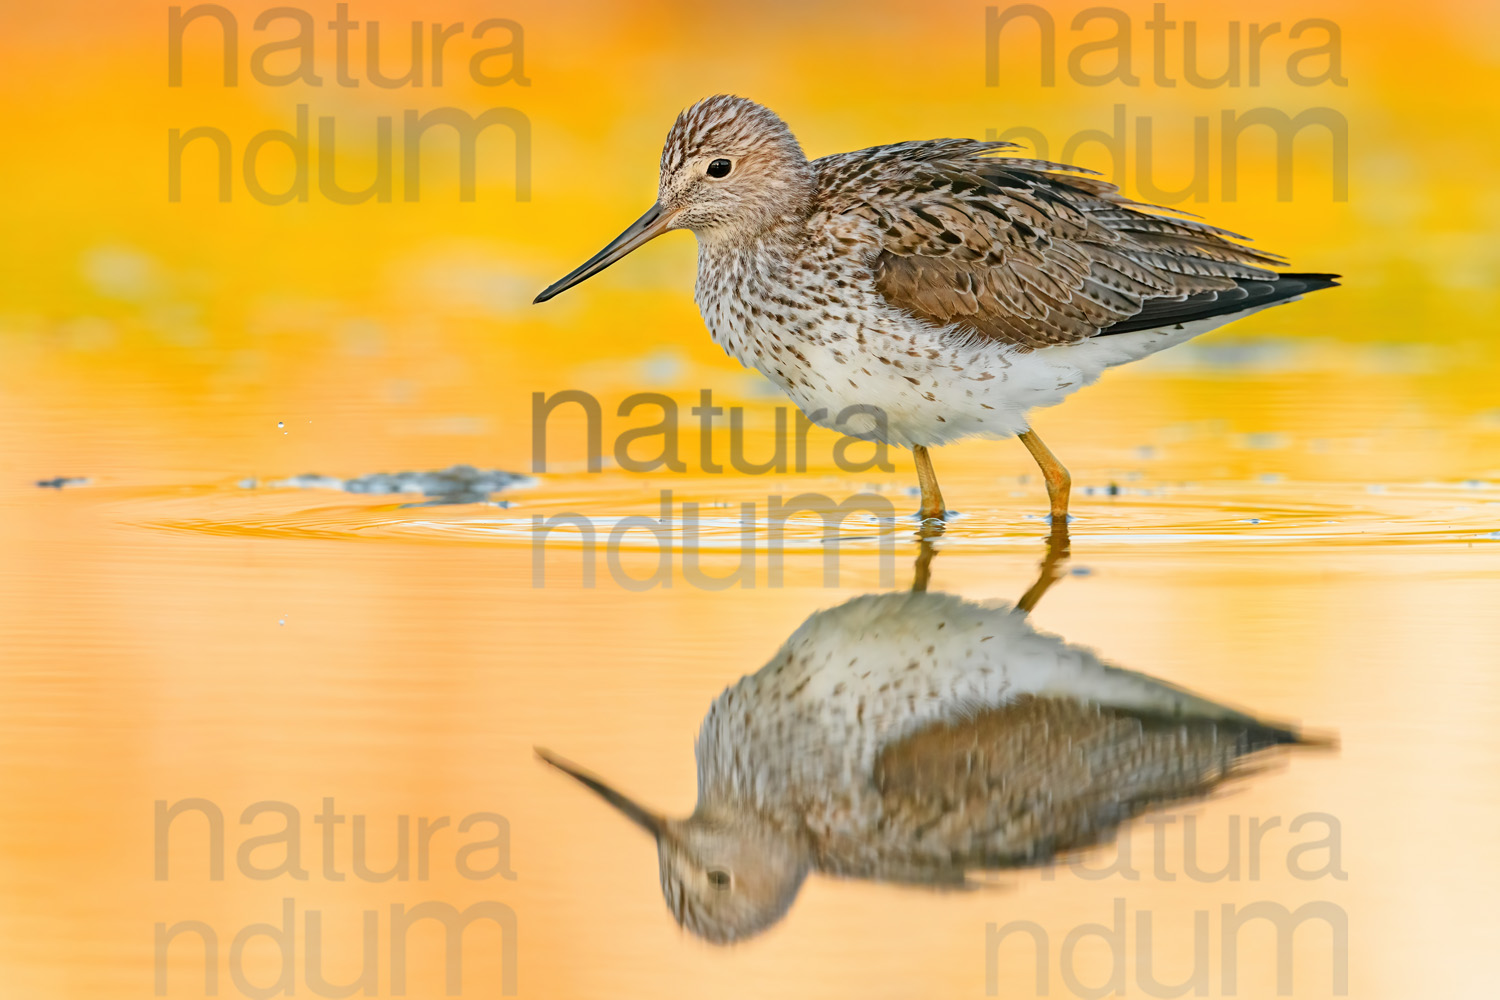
[538,533,1324,944]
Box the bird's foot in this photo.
[915,518,947,543]
[915,506,957,529]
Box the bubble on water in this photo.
[263,465,533,506]
[278,617,286,626]
[1241,432,1289,451]
[277,421,284,429]
[640,346,687,385]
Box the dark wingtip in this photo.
[1099,271,1342,336]
[1290,727,1341,751]
[1283,272,1342,291]
[1258,720,1338,751]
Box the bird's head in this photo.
[534,95,814,304]
[655,94,815,237]
[536,747,809,944]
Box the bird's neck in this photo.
[688,801,808,849]
[697,172,816,267]
[703,213,806,258]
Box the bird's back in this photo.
[837,693,1297,883]
[810,139,1335,349]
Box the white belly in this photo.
[720,306,1277,449]
[699,591,1258,801]
[696,231,1287,450]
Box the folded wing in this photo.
[860,694,1301,882]
[815,140,1295,348]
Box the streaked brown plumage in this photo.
[539,581,1326,942]
[860,694,1291,881]
[818,140,1290,349]
[535,95,1339,522]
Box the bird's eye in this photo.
[706,158,732,179]
[706,869,732,889]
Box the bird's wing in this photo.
[839,694,1299,882]
[813,140,1286,348]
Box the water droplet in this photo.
[277,618,286,626]
[277,421,284,429]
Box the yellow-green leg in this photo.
[1018,428,1071,524]
[912,445,947,522]
[910,535,938,593]
[1015,522,1071,614]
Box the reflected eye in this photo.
[706,159,732,178]
[706,869,732,889]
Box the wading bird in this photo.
[535,95,1337,524]
[537,542,1326,943]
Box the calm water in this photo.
[3,336,1498,999]
[5,0,1497,992]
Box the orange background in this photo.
[2,3,1498,999]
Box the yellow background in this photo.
[2,2,1498,999]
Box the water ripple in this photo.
[132,475,1500,553]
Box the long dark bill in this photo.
[533,203,673,303]
[534,747,671,841]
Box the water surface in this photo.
[3,337,1498,999]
